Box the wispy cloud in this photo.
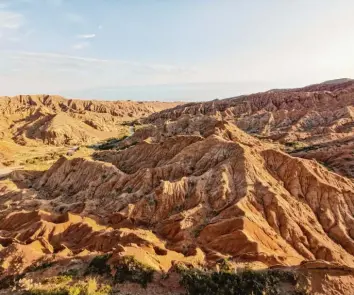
[77,33,95,39]
[7,51,193,70]
[0,50,196,96]
[0,8,25,44]
[72,42,90,50]
[0,11,24,30]
[37,53,190,74]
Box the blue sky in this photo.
[1,0,354,101]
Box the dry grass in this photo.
[21,277,112,295]
[0,140,96,171]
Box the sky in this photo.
[0,0,354,101]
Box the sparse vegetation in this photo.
[28,261,56,272]
[217,258,233,272]
[95,136,129,150]
[24,289,68,295]
[114,256,155,288]
[171,204,184,215]
[285,141,307,151]
[0,274,25,290]
[86,254,112,276]
[25,152,62,165]
[59,269,79,277]
[24,277,112,295]
[178,267,308,295]
[147,196,157,207]
[192,224,205,238]
[319,161,334,171]
[43,275,73,285]
[161,272,170,280]
[133,124,152,132]
[85,254,155,288]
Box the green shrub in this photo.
[0,274,25,289]
[217,258,233,272]
[178,267,307,295]
[23,289,68,295]
[43,275,73,285]
[86,254,154,288]
[319,161,334,171]
[59,269,79,277]
[28,261,55,272]
[285,141,306,151]
[25,278,112,295]
[96,136,129,150]
[114,256,155,288]
[147,197,157,207]
[192,224,205,237]
[86,254,112,275]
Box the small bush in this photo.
[285,141,307,151]
[43,275,73,285]
[85,278,112,295]
[171,204,184,215]
[25,278,112,295]
[86,254,112,275]
[178,267,307,295]
[114,256,155,288]
[0,274,25,289]
[192,224,205,237]
[319,161,334,171]
[23,289,68,295]
[59,269,79,277]
[96,136,129,150]
[28,261,55,272]
[217,258,233,272]
[147,197,157,207]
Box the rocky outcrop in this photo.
[144,80,354,180]
[146,80,354,145]
[0,210,205,276]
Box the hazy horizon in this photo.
[1,1,354,101]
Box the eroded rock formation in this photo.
[145,80,354,179]
[1,82,354,293]
[0,94,180,146]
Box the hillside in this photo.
[0,94,180,146]
[0,95,180,168]
[1,82,354,293]
[0,114,354,293]
[145,80,354,179]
